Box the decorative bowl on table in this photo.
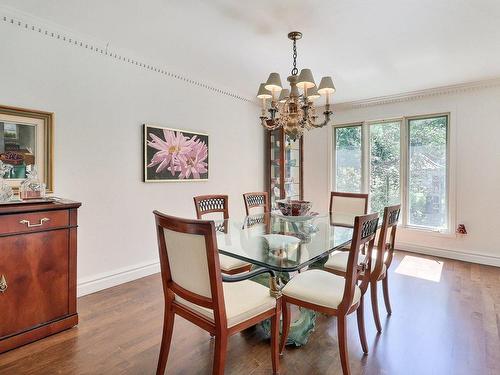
[276,199,312,216]
[262,234,300,258]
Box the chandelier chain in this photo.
[291,39,298,76]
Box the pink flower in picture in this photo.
[147,130,195,175]
[177,139,208,179]
[145,126,209,180]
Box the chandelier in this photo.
[257,31,336,140]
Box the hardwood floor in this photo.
[1,251,499,375]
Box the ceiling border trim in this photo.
[334,77,500,110]
[0,6,253,103]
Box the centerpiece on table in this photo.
[263,199,319,257]
[273,199,318,221]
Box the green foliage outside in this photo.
[369,122,400,215]
[335,126,362,193]
[335,116,448,229]
[408,116,447,228]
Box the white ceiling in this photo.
[3,0,500,102]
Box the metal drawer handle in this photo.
[19,217,50,227]
[0,275,7,293]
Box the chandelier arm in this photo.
[299,101,311,127]
[260,117,280,130]
[269,101,279,120]
[306,105,333,128]
[259,101,281,130]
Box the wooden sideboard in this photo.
[0,199,81,353]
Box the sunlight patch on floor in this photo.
[395,255,444,282]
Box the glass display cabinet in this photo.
[267,128,303,209]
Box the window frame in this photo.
[404,113,450,232]
[332,123,364,193]
[330,112,453,234]
[366,118,403,216]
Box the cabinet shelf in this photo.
[271,164,301,168]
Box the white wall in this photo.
[0,20,263,295]
[304,85,500,266]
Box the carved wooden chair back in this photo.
[194,195,229,220]
[330,192,369,215]
[154,211,227,327]
[372,204,401,279]
[340,212,379,313]
[243,192,270,215]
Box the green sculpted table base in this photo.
[252,272,317,347]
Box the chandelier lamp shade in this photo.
[257,31,335,140]
[278,89,290,103]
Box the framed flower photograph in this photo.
[143,124,209,182]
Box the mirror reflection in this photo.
[0,122,37,179]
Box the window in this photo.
[369,121,401,215]
[332,114,449,232]
[334,125,362,193]
[408,116,448,229]
[3,123,19,140]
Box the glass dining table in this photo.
[215,212,356,346]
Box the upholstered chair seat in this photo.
[176,280,276,327]
[324,250,387,276]
[282,269,361,309]
[219,254,251,273]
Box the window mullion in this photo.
[400,118,409,227]
[361,122,370,195]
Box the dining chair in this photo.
[194,194,230,220]
[193,195,252,274]
[328,191,369,255]
[243,192,270,215]
[280,213,379,375]
[153,211,281,375]
[329,192,369,216]
[324,204,401,333]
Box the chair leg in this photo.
[370,281,382,333]
[356,296,369,354]
[279,299,291,355]
[382,274,392,315]
[156,307,175,375]
[213,333,228,375]
[270,303,281,374]
[337,315,351,375]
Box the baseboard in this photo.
[397,242,500,267]
[77,261,160,297]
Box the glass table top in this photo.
[215,212,356,272]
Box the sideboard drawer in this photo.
[0,210,69,236]
[0,230,69,338]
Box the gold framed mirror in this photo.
[0,105,54,193]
